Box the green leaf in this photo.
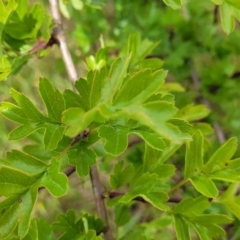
[101,55,131,104]
[67,146,96,177]
[4,2,47,40]
[211,0,223,4]
[62,107,98,137]
[114,204,130,226]
[0,87,65,150]
[0,167,37,196]
[184,130,204,179]
[204,137,237,172]
[128,101,187,143]
[39,78,65,121]
[140,192,169,211]
[110,161,135,189]
[133,129,167,151]
[3,150,48,175]
[190,176,218,198]
[175,104,210,122]
[75,68,107,110]
[0,57,12,81]
[40,158,68,197]
[98,125,129,156]
[226,0,240,10]
[163,0,182,10]
[173,196,210,215]
[22,219,38,240]
[0,185,38,239]
[174,215,190,240]
[127,33,160,68]
[220,3,235,34]
[113,69,167,107]
[0,0,17,24]
[120,173,158,203]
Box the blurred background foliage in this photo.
[1,0,240,239]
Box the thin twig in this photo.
[90,166,113,239]
[191,70,226,143]
[48,0,78,85]
[48,1,113,239]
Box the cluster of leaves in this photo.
[1,0,240,239]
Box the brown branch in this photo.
[90,165,113,239]
[65,166,76,177]
[48,1,113,239]
[48,0,78,86]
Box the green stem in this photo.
[168,179,189,194]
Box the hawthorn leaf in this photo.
[113,69,167,106]
[98,125,129,156]
[63,89,83,109]
[175,104,210,122]
[75,68,107,110]
[37,219,55,240]
[220,2,235,34]
[39,78,65,121]
[190,176,218,198]
[3,150,48,175]
[226,0,240,10]
[62,107,98,137]
[174,215,190,240]
[208,158,240,182]
[143,144,162,171]
[114,204,130,226]
[0,86,65,150]
[128,101,186,142]
[0,57,12,81]
[163,0,182,10]
[4,2,47,40]
[9,123,43,140]
[150,164,176,179]
[184,130,203,179]
[211,0,223,4]
[204,137,237,172]
[120,173,158,203]
[67,146,96,177]
[133,129,167,151]
[101,55,131,104]
[0,0,17,24]
[127,33,160,68]
[110,161,135,189]
[40,158,68,197]
[22,219,38,240]
[0,167,37,196]
[140,192,169,211]
[0,185,38,239]
[173,196,210,215]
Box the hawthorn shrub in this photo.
[0,0,240,239]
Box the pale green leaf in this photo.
[175,104,210,122]
[101,55,131,104]
[173,196,210,215]
[39,78,65,121]
[68,147,96,177]
[190,176,218,198]
[163,0,182,10]
[113,69,167,106]
[98,125,129,156]
[40,158,68,197]
[184,130,204,179]
[110,162,134,189]
[204,137,237,172]
[140,192,169,211]
[174,215,190,240]
[220,3,235,34]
